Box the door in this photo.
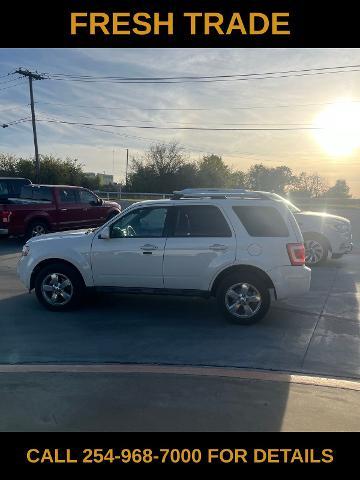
[56,187,87,230]
[91,206,170,288]
[163,205,236,291]
[78,188,108,227]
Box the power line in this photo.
[0,76,23,86]
[43,63,360,83]
[34,98,360,112]
[0,80,26,92]
[0,72,16,79]
[36,113,214,153]
[37,118,321,132]
[44,69,360,84]
[36,109,313,127]
[1,117,31,128]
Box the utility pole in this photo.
[15,68,46,183]
[125,148,129,189]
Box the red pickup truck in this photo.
[0,184,121,239]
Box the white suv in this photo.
[17,189,311,324]
[262,193,353,266]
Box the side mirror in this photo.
[98,226,110,239]
[97,198,103,206]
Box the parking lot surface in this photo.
[1,237,359,379]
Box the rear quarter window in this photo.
[20,186,53,202]
[233,206,289,237]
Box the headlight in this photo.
[331,222,350,233]
[21,244,30,257]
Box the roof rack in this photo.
[172,188,269,200]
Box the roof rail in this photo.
[172,188,269,200]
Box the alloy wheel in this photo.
[41,273,74,306]
[225,283,262,319]
[304,239,324,265]
[31,224,46,237]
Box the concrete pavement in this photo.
[0,238,359,377]
[0,237,359,431]
[1,366,359,431]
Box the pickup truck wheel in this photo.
[304,238,328,266]
[35,263,85,311]
[26,221,48,240]
[217,273,270,325]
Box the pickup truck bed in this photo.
[0,184,120,238]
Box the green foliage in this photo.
[128,145,295,194]
[127,142,198,193]
[323,179,351,199]
[0,153,101,190]
[0,147,353,200]
[246,164,294,194]
[289,171,328,198]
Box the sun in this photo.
[313,100,360,156]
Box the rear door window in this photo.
[59,188,78,203]
[233,206,289,237]
[173,205,232,237]
[32,186,52,202]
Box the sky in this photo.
[1,48,360,196]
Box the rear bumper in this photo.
[0,228,8,235]
[267,265,311,301]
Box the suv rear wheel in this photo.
[35,262,85,311]
[216,272,270,325]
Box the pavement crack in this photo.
[300,267,340,369]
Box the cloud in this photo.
[1,48,360,193]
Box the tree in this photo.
[196,154,232,187]
[228,169,247,188]
[127,142,197,193]
[324,179,351,198]
[0,153,101,189]
[290,172,328,198]
[246,164,294,193]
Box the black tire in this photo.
[304,236,328,266]
[34,262,85,311]
[25,220,49,240]
[216,272,270,325]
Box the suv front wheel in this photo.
[304,237,328,266]
[35,262,85,311]
[217,272,270,325]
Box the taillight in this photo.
[287,243,305,266]
[1,211,11,223]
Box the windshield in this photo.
[269,193,301,213]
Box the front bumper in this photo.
[338,241,353,254]
[267,265,311,301]
[17,255,32,290]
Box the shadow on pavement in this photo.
[0,237,359,431]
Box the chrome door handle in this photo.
[140,244,158,251]
[209,244,228,251]
[60,208,68,212]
